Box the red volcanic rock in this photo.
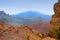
[29,22,50,34]
[0,21,5,25]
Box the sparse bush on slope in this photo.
[54,24,60,39]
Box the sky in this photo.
[0,0,58,15]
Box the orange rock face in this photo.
[50,0,60,26]
[48,0,60,38]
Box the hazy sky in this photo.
[0,0,58,15]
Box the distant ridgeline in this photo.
[0,11,22,26]
[0,11,52,26]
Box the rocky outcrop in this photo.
[48,0,60,38]
[0,21,43,40]
[58,0,60,3]
[50,0,60,26]
[0,21,56,40]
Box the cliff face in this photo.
[48,0,60,38]
[50,0,60,26]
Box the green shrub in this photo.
[25,33,30,40]
[54,24,60,39]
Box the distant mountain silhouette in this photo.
[0,11,24,26]
[12,11,52,22]
[0,11,52,26]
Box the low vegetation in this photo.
[54,24,60,39]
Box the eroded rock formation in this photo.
[50,0,60,26]
[48,0,60,38]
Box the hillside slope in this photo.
[0,21,56,40]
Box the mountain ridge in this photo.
[11,11,52,21]
[0,11,52,26]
